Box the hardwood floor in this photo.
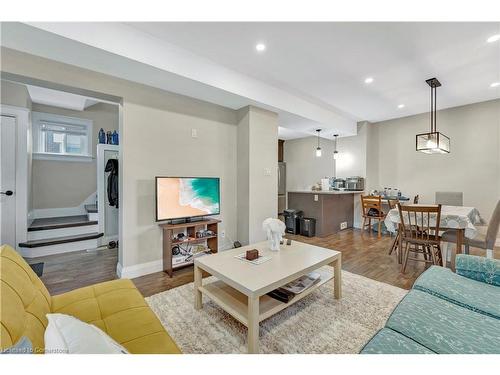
[33,247,118,295]
[33,229,497,297]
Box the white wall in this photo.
[30,103,119,210]
[285,99,500,224]
[0,80,33,217]
[372,99,500,221]
[1,80,32,109]
[122,101,237,268]
[247,107,278,243]
[284,122,368,191]
[1,47,279,277]
[236,108,250,244]
[237,106,279,244]
[0,81,33,247]
[283,123,368,228]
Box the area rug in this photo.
[145,268,407,353]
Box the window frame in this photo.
[32,111,93,162]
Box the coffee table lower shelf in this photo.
[198,267,333,327]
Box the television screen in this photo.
[156,177,220,221]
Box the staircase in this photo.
[19,213,103,257]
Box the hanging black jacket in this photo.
[105,159,119,208]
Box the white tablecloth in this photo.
[384,205,483,239]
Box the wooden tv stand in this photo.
[159,218,220,277]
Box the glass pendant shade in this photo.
[315,129,322,157]
[333,134,339,159]
[416,78,450,154]
[416,132,450,154]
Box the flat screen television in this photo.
[155,177,220,221]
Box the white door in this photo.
[0,115,16,248]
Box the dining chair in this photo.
[441,199,500,260]
[413,195,419,204]
[387,198,400,256]
[387,198,399,209]
[397,203,443,273]
[435,191,463,206]
[361,195,386,238]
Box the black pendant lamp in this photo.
[315,129,322,157]
[416,77,450,154]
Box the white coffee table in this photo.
[193,240,342,353]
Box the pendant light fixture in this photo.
[333,134,339,159]
[315,129,322,157]
[416,77,450,154]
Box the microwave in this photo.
[346,177,365,191]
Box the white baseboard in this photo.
[116,262,123,278]
[117,259,163,279]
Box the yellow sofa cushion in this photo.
[51,279,181,354]
[1,245,51,353]
[1,245,180,354]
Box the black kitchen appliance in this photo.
[299,217,316,237]
[283,209,303,234]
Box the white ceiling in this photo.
[4,22,356,139]
[27,85,99,111]
[3,22,499,139]
[127,22,500,123]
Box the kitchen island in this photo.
[287,190,363,237]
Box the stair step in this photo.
[85,204,98,213]
[19,232,104,248]
[28,215,97,232]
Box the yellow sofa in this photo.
[0,245,181,354]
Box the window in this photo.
[32,112,93,162]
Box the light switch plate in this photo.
[264,168,272,176]
[191,129,198,138]
[314,194,319,201]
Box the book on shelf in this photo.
[280,272,322,294]
[266,272,322,303]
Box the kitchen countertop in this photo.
[288,190,364,195]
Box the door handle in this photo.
[0,190,13,196]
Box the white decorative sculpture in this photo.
[262,218,286,251]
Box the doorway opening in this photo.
[1,75,123,293]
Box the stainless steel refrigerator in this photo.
[278,162,286,215]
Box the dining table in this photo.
[384,204,484,270]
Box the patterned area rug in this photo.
[146,267,407,353]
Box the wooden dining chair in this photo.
[387,198,399,209]
[387,198,400,256]
[361,195,386,238]
[397,203,443,273]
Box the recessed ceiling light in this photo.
[255,43,266,52]
[487,34,500,43]
[364,77,374,84]
[398,104,405,109]
[491,82,500,88]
